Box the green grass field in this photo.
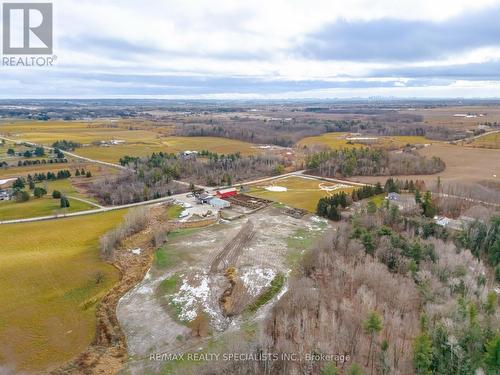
[0,195,93,220]
[75,136,260,163]
[1,120,260,163]
[166,204,184,219]
[298,133,432,150]
[0,120,168,145]
[0,210,126,371]
[35,178,99,203]
[247,176,355,212]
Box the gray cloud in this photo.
[299,5,500,61]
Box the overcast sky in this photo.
[3,0,500,99]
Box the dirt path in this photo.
[67,195,104,209]
[210,220,256,273]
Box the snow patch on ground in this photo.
[0,178,15,185]
[168,270,227,328]
[171,271,211,321]
[241,267,276,296]
[265,185,287,192]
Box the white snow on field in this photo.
[241,268,276,296]
[0,178,15,185]
[265,185,287,192]
[319,183,351,191]
[171,273,210,321]
[169,271,222,323]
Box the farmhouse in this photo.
[216,187,237,198]
[434,215,475,231]
[180,150,198,159]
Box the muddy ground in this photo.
[117,207,329,374]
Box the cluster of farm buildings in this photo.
[195,187,237,209]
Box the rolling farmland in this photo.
[0,210,126,372]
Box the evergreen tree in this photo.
[413,333,433,375]
[60,196,70,208]
[415,189,422,204]
[12,177,25,190]
[422,191,436,218]
[364,311,383,369]
[345,363,364,375]
[320,363,339,375]
[33,187,46,198]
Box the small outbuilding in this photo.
[216,187,237,199]
[209,197,231,209]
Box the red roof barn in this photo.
[216,187,237,198]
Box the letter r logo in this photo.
[3,3,53,54]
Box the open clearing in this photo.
[75,136,260,163]
[400,105,500,130]
[353,143,500,186]
[1,120,260,163]
[117,207,329,373]
[0,119,170,145]
[298,132,432,150]
[247,175,356,212]
[0,210,126,372]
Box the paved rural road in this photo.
[0,192,185,224]
[2,134,496,223]
[0,135,128,170]
[437,192,500,208]
[0,135,209,191]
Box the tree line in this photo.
[52,140,81,151]
[306,147,445,177]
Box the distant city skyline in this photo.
[3,0,500,98]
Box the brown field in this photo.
[298,133,433,150]
[400,106,500,130]
[353,143,500,186]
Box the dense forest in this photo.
[200,203,499,375]
[306,148,445,177]
[124,151,288,186]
